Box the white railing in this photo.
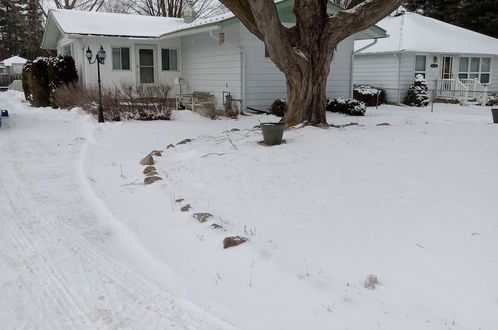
[437,78,488,105]
[460,79,488,105]
[437,79,469,102]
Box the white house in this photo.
[354,12,498,104]
[0,56,28,74]
[40,0,386,111]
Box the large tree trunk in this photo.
[283,21,336,126]
[284,52,333,126]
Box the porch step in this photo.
[434,97,460,104]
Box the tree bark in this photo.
[283,42,336,126]
[285,70,328,126]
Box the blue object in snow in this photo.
[1,109,9,117]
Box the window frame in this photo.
[111,47,131,71]
[161,48,178,71]
[59,43,73,57]
[458,56,491,84]
[414,55,427,79]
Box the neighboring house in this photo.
[354,12,498,104]
[40,0,386,110]
[0,56,27,74]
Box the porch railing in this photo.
[460,79,488,105]
[437,79,469,102]
[437,78,488,105]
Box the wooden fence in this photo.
[0,73,22,90]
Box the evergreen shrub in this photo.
[404,74,430,107]
[21,56,78,107]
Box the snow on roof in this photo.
[0,56,28,66]
[159,12,236,38]
[355,12,498,56]
[49,2,286,39]
[50,9,185,37]
[43,0,383,49]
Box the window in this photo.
[264,45,270,58]
[112,47,130,70]
[415,55,427,78]
[60,44,72,57]
[161,49,177,71]
[481,58,491,84]
[459,56,491,84]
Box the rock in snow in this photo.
[139,154,154,165]
[364,274,380,290]
[144,176,162,185]
[180,204,192,212]
[193,213,213,223]
[150,150,163,156]
[223,236,248,249]
[143,165,156,174]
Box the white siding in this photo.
[399,53,416,102]
[241,25,355,110]
[181,23,242,107]
[489,56,498,94]
[354,53,400,102]
[328,36,355,98]
[75,37,181,94]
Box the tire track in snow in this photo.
[0,96,235,330]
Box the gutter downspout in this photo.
[397,52,402,103]
[351,38,378,98]
[209,30,246,112]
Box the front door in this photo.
[138,48,155,84]
[441,56,453,79]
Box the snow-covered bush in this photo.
[22,56,78,108]
[487,93,498,106]
[326,97,366,116]
[404,74,430,107]
[353,85,386,106]
[22,58,50,107]
[51,83,172,121]
[47,56,78,92]
[269,99,287,117]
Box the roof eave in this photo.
[40,9,54,49]
[41,9,67,50]
[159,24,221,40]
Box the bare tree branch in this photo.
[325,0,404,45]
[218,0,262,38]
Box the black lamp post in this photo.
[86,46,107,123]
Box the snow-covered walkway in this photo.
[0,92,233,330]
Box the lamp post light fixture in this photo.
[86,46,107,123]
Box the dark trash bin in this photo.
[492,108,498,124]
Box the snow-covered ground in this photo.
[2,90,498,329]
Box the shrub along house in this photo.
[40,0,386,111]
[353,12,498,104]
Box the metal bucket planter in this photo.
[261,122,285,145]
[492,108,498,124]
